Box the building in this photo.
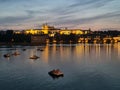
[14,23,91,35]
[41,23,55,34]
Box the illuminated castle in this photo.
[15,23,90,35]
[41,23,55,34]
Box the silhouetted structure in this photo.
[0,28,120,45]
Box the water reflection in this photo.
[39,44,120,65]
[1,44,120,64]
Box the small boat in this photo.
[40,49,44,51]
[48,69,64,77]
[3,54,10,58]
[37,48,44,51]
[12,51,20,56]
[29,55,39,59]
[22,49,26,51]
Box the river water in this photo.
[0,44,120,90]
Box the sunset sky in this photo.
[0,0,120,30]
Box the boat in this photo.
[40,49,44,51]
[48,69,64,77]
[29,55,39,59]
[37,48,44,51]
[3,54,10,58]
[12,51,20,56]
[22,48,26,51]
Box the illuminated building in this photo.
[41,23,55,34]
[60,29,84,35]
[14,23,91,35]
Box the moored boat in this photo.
[12,51,20,56]
[29,55,39,59]
[22,49,26,51]
[37,48,44,51]
[48,69,64,77]
[3,54,10,58]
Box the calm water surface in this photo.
[0,44,120,90]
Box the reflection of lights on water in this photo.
[42,45,49,63]
[95,44,101,58]
[30,49,34,56]
[5,57,10,61]
[117,43,120,59]
[27,44,120,65]
[30,48,38,56]
[75,45,84,57]
[106,44,111,59]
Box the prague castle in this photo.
[15,23,91,36]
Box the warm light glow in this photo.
[14,24,90,35]
[72,30,83,34]
[41,24,55,34]
[25,29,40,34]
[60,30,71,35]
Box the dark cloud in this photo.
[0,9,40,24]
[47,0,115,20]
[80,11,120,24]
[25,9,47,15]
[0,0,11,2]
[0,15,32,24]
[69,0,97,8]
[49,7,75,16]
[0,0,22,3]
[0,0,34,3]
[68,0,114,9]
[89,0,114,8]
[53,11,120,26]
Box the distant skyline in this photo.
[0,0,120,30]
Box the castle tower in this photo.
[41,23,49,34]
[41,23,55,34]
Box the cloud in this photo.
[0,0,120,30]
[51,11,120,27]
[0,0,32,3]
[0,15,32,24]
[25,9,48,15]
[69,0,97,8]
[68,0,114,9]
